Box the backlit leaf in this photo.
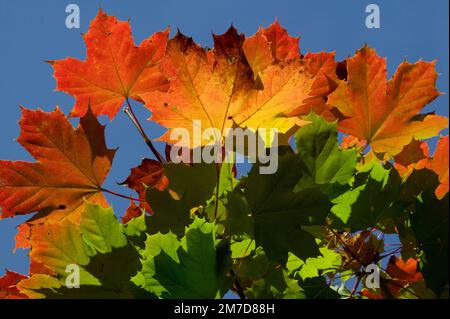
[138,217,232,298]
[49,10,169,119]
[428,135,449,199]
[0,107,115,222]
[328,45,448,156]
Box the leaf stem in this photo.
[123,97,165,164]
[230,269,246,299]
[349,275,362,299]
[101,187,144,202]
[213,163,221,219]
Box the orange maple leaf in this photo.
[143,28,255,146]
[0,107,115,222]
[243,19,300,76]
[121,158,168,214]
[362,257,423,299]
[386,256,423,283]
[144,25,315,147]
[394,139,430,178]
[14,223,31,251]
[288,51,340,120]
[29,259,55,277]
[121,200,143,224]
[49,10,169,119]
[13,223,56,276]
[243,20,338,121]
[429,135,449,199]
[380,256,423,297]
[340,135,366,151]
[328,45,448,156]
[27,219,86,277]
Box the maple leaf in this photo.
[287,52,340,120]
[287,246,341,280]
[121,158,168,213]
[428,135,449,199]
[143,28,254,146]
[411,191,448,295]
[145,162,217,236]
[0,271,28,299]
[143,25,315,147]
[243,19,299,76]
[241,153,331,263]
[242,21,339,126]
[14,223,55,275]
[0,107,115,222]
[29,259,55,276]
[340,135,365,150]
[394,139,430,178]
[386,256,423,283]
[21,203,143,298]
[121,200,143,224]
[328,45,448,156]
[242,21,339,120]
[28,204,128,280]
[294,113,357,187]
[233,58,315,133]
[14,223,31,251]
[331,162,404,231]
[137,217,232,298]
[362,256,423,299]
[49,10,169,119]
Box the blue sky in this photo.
[0,0,448,281]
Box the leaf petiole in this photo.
[101,187,145,203]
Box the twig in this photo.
[123,97,165,164]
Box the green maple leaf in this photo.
[137,217,232,298]
[81,203,128,254]
[234,246,277,281]
[331,162,405,231]
[146,188,192,236]
[20,203,144,298]
[123,212,149,251]
[247,269,303,299]
[411,192,449,296]
[203,159,238,225]
[241,153,331,264]
[164,162,217,207]
[287,244,341,280]
[294,113,357,189]
[217,158,238,196]
[146,162,217,235]
[230,238,255,259]
[222,191,254,237]
[398,168,441,202]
